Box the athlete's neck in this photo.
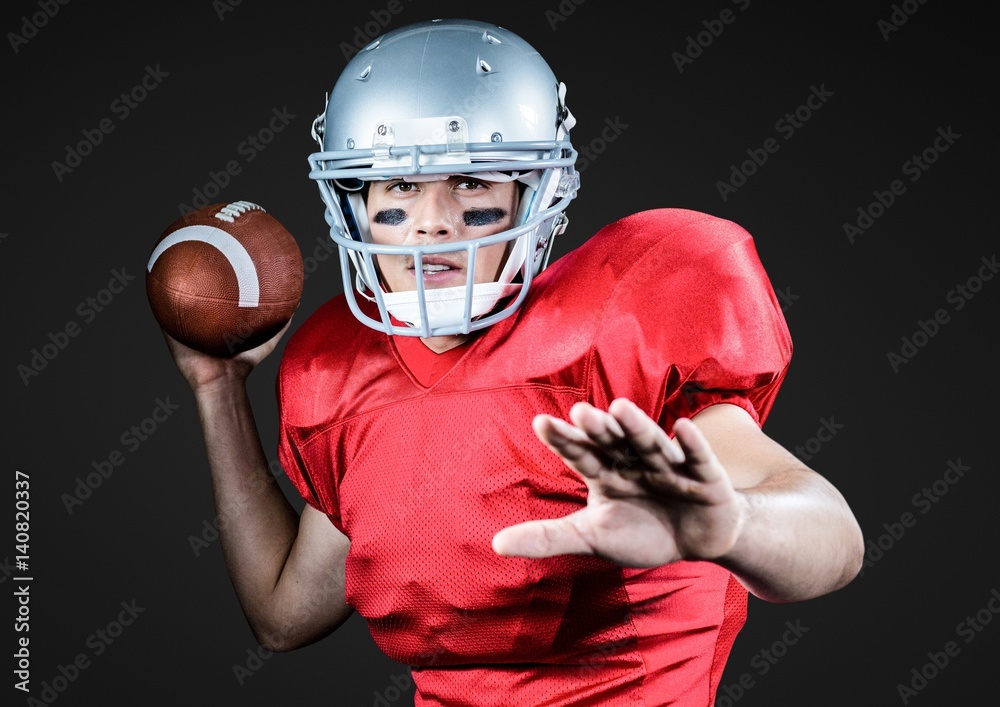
[420,334,472,354]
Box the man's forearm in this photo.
[718,469,864,603]
[193,380,300,630]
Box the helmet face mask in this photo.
[308,18,579,338]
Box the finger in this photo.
[568,401,626,448]
[670,418,723,483]
[566,403,645,478]
[607,399,684,470]
[532,415,609,479]
[534,416,662,499]
[492,511,593,559]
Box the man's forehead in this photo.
[396,171,522,183]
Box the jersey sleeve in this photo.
[589,209,793,431]
[275,363,339,524]
[273,299,349,533]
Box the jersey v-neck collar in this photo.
[391,334,476,388]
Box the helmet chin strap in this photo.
[379,282,522,331]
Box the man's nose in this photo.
[409,187,457,240]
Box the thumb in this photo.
[492,511,593,559]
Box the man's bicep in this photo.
[271,503,354,648]
[690,402,807,489]
[294,503,351,573]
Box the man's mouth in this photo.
[408,257,465,283]
[410,256,462,270]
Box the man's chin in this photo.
[401,270,469,289]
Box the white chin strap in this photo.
[380,282,522,330]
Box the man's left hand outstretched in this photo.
[492,398,748,568]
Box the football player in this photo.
[163,18,864,706]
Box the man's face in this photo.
[366,175,519,293]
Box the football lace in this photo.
[214,200,265,223]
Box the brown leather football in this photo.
[146,200,303,356]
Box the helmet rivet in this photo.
[377,124,388,136]
[491,132,502,143]
[448,120,461,133]
[346,138,355,149]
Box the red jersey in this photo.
[277,208,793,706]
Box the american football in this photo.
[146,200,304,356]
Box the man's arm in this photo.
[678,402,863,602]
[166,329,353,651]
[492,399,865,603]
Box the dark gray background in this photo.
[4,1,996,705]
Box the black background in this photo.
[4,1,996,706]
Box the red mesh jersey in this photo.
[277,208,793,706]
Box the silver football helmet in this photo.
[308,18,580,337]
